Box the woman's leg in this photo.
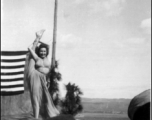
[27,58,40,118]
[32,30,45,51]
[29,74,43,119]
[32,95,40,118]
[27,58,36,75]
[31,38,39,52]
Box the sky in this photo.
[1,0,151,99]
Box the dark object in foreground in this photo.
[128,89,150,120]
[61,82,83,116]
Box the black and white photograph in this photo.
[1,0,151,120]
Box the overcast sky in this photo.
[1,0,151,99]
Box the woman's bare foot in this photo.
[36,29,45,39]
[31,29,45,51]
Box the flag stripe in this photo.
[1,91,24,96]
[1,58,26,62]
[1,71,24,75]
[1,65,25,69]
[1,61,26,66]
[1,55,27,60]
[1,84,24,88]
[1,78,24,82]
[1,51,28,56]
[1,74,24,79]
[1,87,24,91]
[1,68,25,73]
[1,81,24,86]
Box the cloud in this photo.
[113,38,145,49]
[126,38,146,44]
[89,0,126,17]
[141,18,151,28]
[74,0,86,4]
[58,34,82,49]
[141,18,151,34]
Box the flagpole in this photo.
[51,0,58,69]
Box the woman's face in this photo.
[39,47,47,59]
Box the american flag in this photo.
[1,51,28,96]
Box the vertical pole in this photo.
[51,0,58,69]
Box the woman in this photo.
[27,30,60,119]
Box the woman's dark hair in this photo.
[36,44,49,57]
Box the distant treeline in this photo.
[81,98,131,114]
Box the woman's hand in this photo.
[36,29,45,39]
